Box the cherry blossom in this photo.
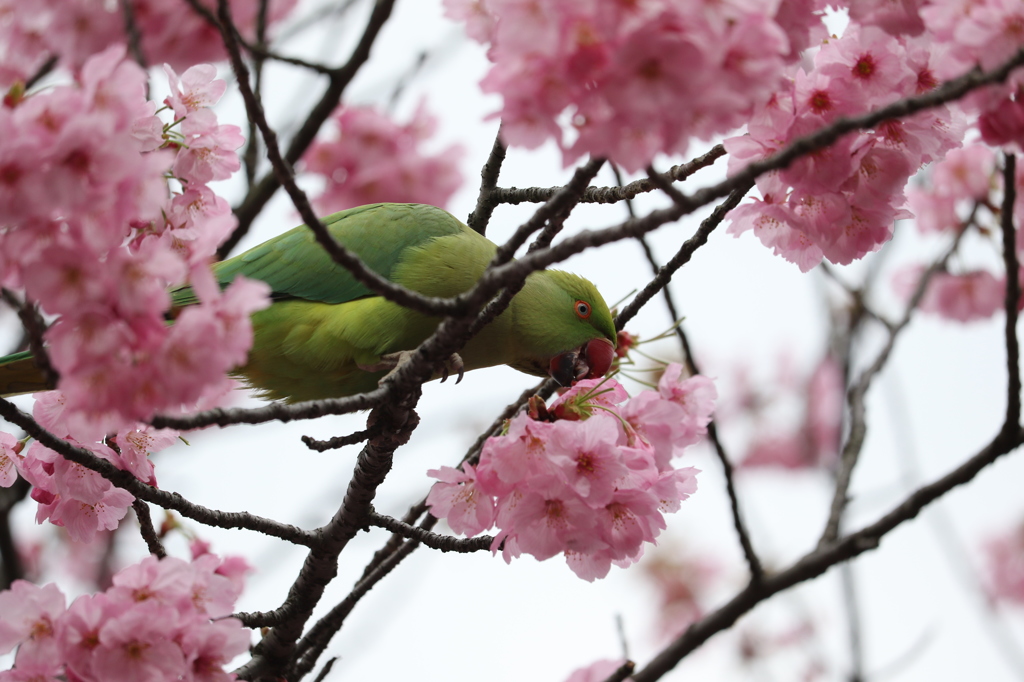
[0,555,250,682]
[447,0,816,171]
[303,104,464,213]
[428,368,711,581]
[892,266,1006,322]
[0,0,297,83]
[725,26,964,270]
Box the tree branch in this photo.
[819,232,966,547]
[467,123,507,235]
[1000,152,1020,433]
[366,510,493,553]
[0,398,316,547]
[632,426,1024,682]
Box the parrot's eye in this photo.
[574,300,591,319]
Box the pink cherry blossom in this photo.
[892,266,1005,322]
[724,24,965,270]
[449,0,806,171]
[0,431,21,487]
[428,368,711,580]
[0,554,251,681]
[303,104,464,213]
[164,64,228,118]
[0,581,65,662]
[426,464,496,536]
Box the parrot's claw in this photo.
[439,353,465,384]
[359,351,464,386]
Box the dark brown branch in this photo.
[302,428,375,452]
[467,123,507,235]
[133,499,167,559]
[1000,152,1020,432]
[237,391,422,680]
[0,398,316,547]
[292,532,424,678]
[351,378,545,592]
[367,510,493,553]
[632,426,1024,682]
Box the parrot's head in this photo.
[510,270,617,386]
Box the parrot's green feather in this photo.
[3,203,618,403]
[0,351,51,397]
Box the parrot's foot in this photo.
[438,353,464,384]
[358,352,465,385]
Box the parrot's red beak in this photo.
[548,338,616,387]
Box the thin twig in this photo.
[302,428,376,452]
[615,181,753,331]
[467,123,507,235]
[818,232,966,547]
[24,55,58,90]
[224,0,398,257]
[489,145,726,207]
[367,510,493,552]
[0,398,316,547]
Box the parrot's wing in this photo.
[172,203,467,307]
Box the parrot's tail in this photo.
[0,351,51,398]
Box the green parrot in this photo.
[0,203,617,404]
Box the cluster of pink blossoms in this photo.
[0,553,250,682]
[0,47,269,428]
[302,104,463,214]
[427,365,715,581]
[0,392,182,543]
[918,0,1024,151]
[891,144,1018,323]
[0,0,297,83]
[444,0,824,172]
[725,24,965,271]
